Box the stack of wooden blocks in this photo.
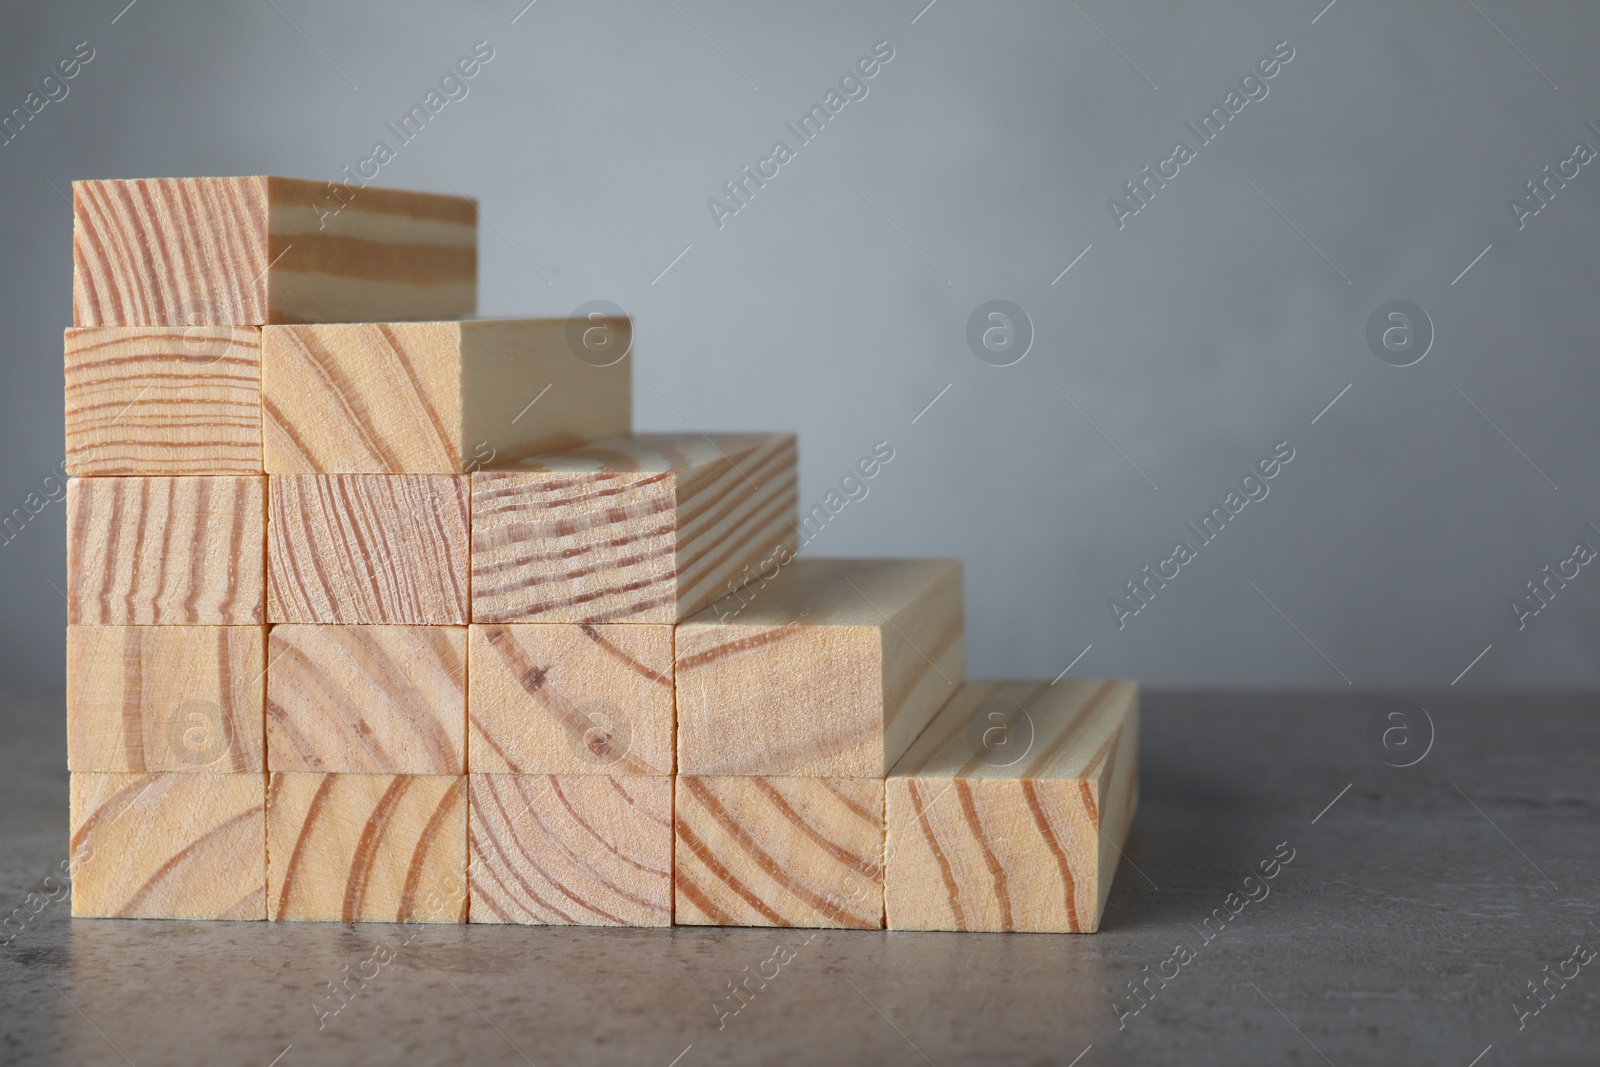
[63,176,1138,934]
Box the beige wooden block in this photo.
[885,679,1139,933]
[67,625,265,773]
[469,775,671,926]
[267,474,469,624]
[471,433,797,624]
[72,177,475,327]
[261,319,631,475]
[64,325,262,476]
[70,772,265,919]
[676,558,963,777]
[67,476,265,625]
[267,626,465,773]
[467,624,672,776]
[674,775,883,929]
[267,772,467,922]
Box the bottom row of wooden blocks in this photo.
[68,680,1137,933]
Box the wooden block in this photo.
[261,319,631,474]
[72,177,475,327]
[70,771,265,919]
[471,433,797,624]
[674,775,884,929]
[267,475,469,624]
[267,772,467,922]
[67,475,265,625]
[64,326,262,476]
[884,679,1139,933]
[267,625,465,774]
[467,623,672,776]
[67,625,266,773]
[676,559,963,777]
[469,775,671,926]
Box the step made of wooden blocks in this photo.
[67,475,265,625]
[469,774,671,926]
[262,319,631,474]
[884,679,1139,933]
[267,625,465,774]
[471,433,797,624]
[70,771,265,919]
[267,475,468,624]
[674,776,884,929]
[67,625,265,773]
[468,623,673,776]
[675,559,963,777]
[64,326,262,476]
[267,772,467,922]
[72,177,476,327]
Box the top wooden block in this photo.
[675,558,964,777]
[471,433,798,624]
[72,177,476,327]
[261,319,630,473]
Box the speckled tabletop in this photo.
[2,690,1597,1066]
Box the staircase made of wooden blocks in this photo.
[63,176,1138,933]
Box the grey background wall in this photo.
[2,0,1596,692]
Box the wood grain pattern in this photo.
[267,626,466,773]
[468,623,673,776]
[64,325,262,476]
[72,177,476,327]
[267,474,469,624]
[884,679,1139,933]
[261,319,630,474]
[70,771,265,919]
[67,475,265,625]
[675,559,963,777]
[67,625,265,773]
[266,772,467,922]
[471,433,797,624]
[469,775,671,926]
[674,776,884,929]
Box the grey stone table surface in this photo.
[2,690,1597,1066]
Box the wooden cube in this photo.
[72,177,475,327]
[467,624,672,776]
[262,319,631,474]
[64,326,262,476]
[676,559,963,777]
[67,475,265,625]
[267,474,468,624]
[67,625,265,773]
[471,433,797,624]
[267,626,466,773]
[885,679,1139,933]
[266,772,467,922]
[70,772,265,919]
[674,775,883,929]
[469,775,671,926]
